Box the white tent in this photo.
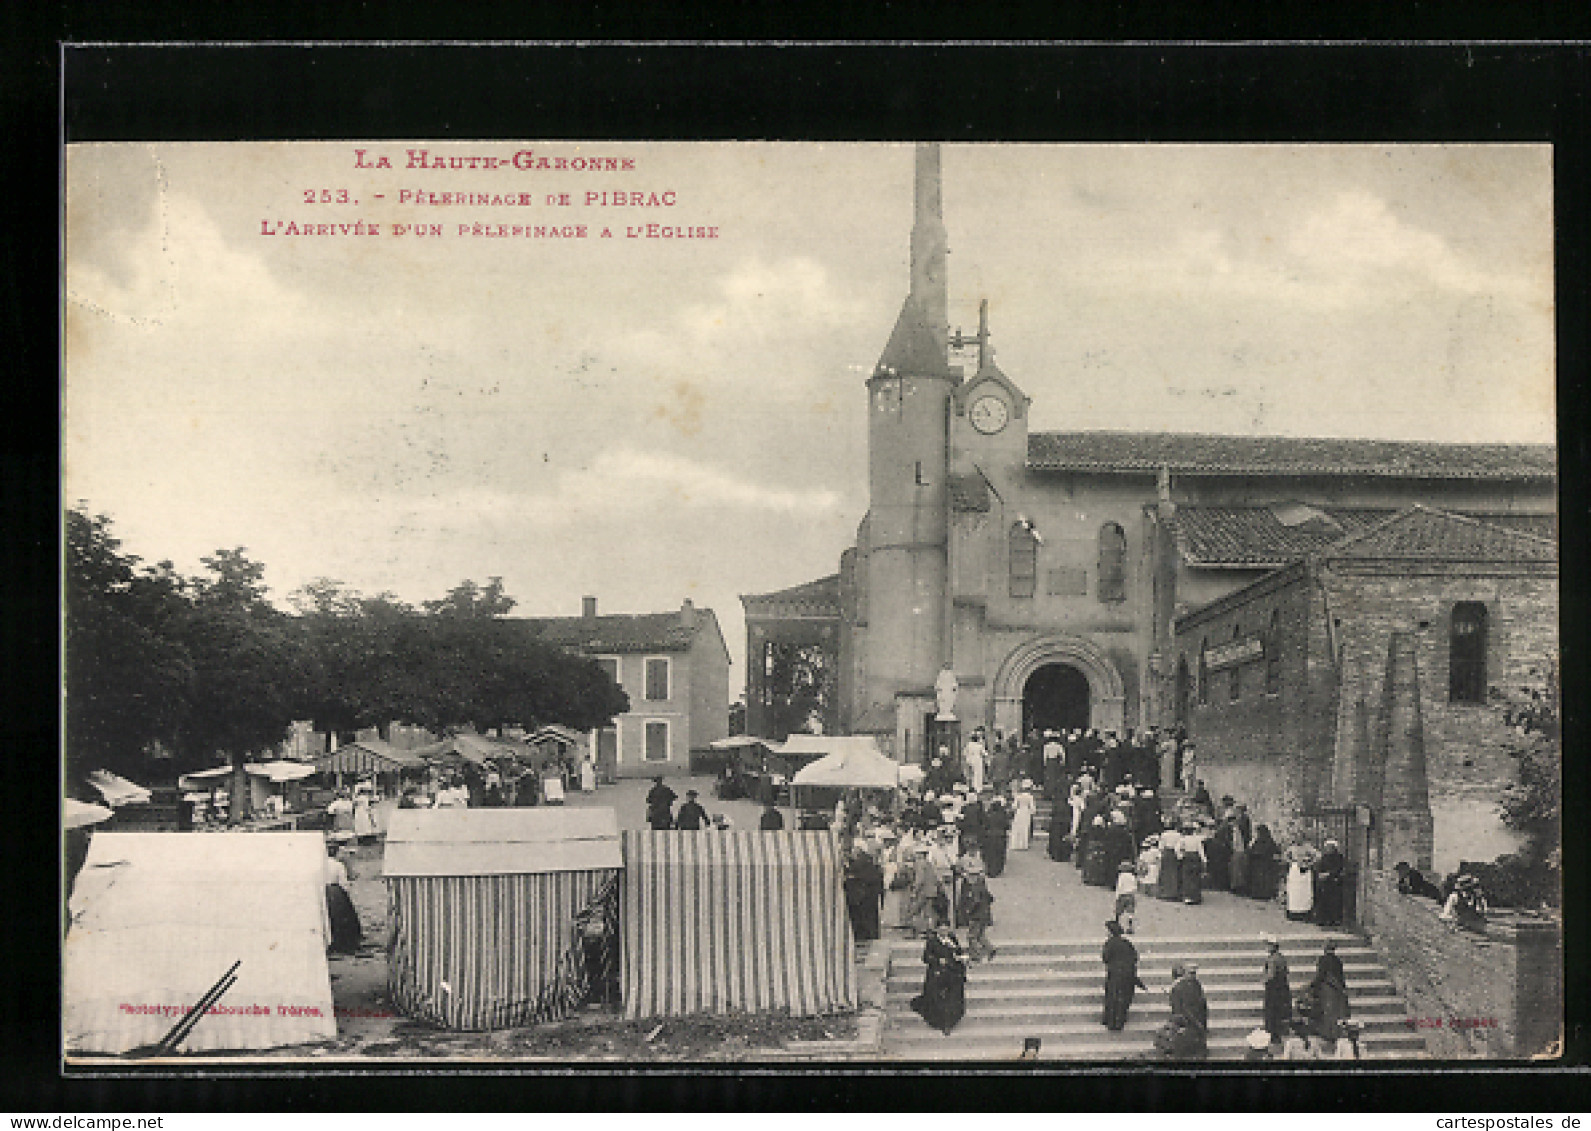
[789,736,901,790]
[87,770,151,807]
[64,798,113,830]
[64,832,336,1055]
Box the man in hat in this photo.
[674,789,710,831]
[1439,874,1488,931]
[1261,935,1291,1042]
[980,794,1011,878]
[1100,919,1144,1030]
[645,775,676,831]
[759,802,785,831]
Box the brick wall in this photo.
[1326,567,1556,873]
[1173,569,1337,838]
[1361,870,1562,1058]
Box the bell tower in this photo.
[860,143,958,732]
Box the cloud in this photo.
[1286,189,1520,297]
[552,449,842,516]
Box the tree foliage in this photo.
[761,640,835,739]
[66,509,632,795]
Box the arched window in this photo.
[1097,522,1127,603]
[1009,523,1038,599]
[1228,623,1242,702]
[1265,609,1282,695]
[1450,602,1488,703]
[1197,640,1209,705]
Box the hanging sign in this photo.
[1205,636,1265,670]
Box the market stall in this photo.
[620,829,856,1020]
[384,807,622,1030]
[64,831,336,1055]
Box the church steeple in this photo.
[876,143,952,378]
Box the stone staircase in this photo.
[879,933,1428,1061]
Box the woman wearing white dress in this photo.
[1285,843,1317,922]
[1008,780,1036,851]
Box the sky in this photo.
[63,142,1555,697]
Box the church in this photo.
[742,144,1556,846]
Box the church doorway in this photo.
[1023,663,1091,735]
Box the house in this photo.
[518,597,730,778]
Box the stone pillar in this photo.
[1377,631,1435,872]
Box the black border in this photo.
[12,36,1590,1112]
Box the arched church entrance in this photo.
[990,633,1127,739]
[1023,664,1091,735]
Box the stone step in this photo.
[885,1014,1423,1047]
[879,1030,1429,1061]
[885,980,1402,1003]
[882,933,1364,955]
[886,996,1410,1027]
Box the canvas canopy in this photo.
[313,739,425,777]
[64,798,113,830]
[178,761,316,789]
[384,808,622,1030]
[87,770,151,807]
[790,739,901,790]
[64,832,335,1055]
[621,830,857,1020]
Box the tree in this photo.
[64,509,194,786]
[422,577,516,619]
[762,640,835,739]
[1496,662,1561,903]
[172,548,304,821]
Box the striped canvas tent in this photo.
[64,832,336,1055]
[620,831,857,1020]
[313,739,425,778]
[384,808,621,1030]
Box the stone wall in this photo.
[1360,870,1562,1059]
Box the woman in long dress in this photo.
[1261,936,1291,1041]
[1179,827,1206,905]
[1156,828,1182,901]
[1309,940,1352,1040]
[905,848,943,936]
[1313,840,1346,927]
[843,847,886,942]
[1285,844,1317,921]
[352,789,378,843]
[1100,920,1143,1031]
[1246,825,1280,901]
[909,924,968,1034]
[1008,780,1036,851]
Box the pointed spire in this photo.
[876,143,951,378]
[911,143,949,346]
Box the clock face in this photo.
[970,395,1009,435]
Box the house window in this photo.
[1009,523,1038,599]
[644,720,670,762]
[1197,640,1209,706]
[1450,602,1488,703]
[644,656,671,701]
[1265,610,1281,695]
[1097,522,1127,603]
[597,657,619,688]
[1229,624,1242,702]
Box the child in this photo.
[1114,859,1138,934]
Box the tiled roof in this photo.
[1175,505,1557,567]
[515,612,696,654]
[1028,431,1556,480]
[742,574,841,616]
[948,472,992,512]
[1322,506,1557,563]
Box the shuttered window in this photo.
[1009,524,1038,598]
[1098,522,1127,603]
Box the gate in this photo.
[1298,806,1369,928]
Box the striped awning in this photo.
[620,831,857,1020]
[387,870,618,1031]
